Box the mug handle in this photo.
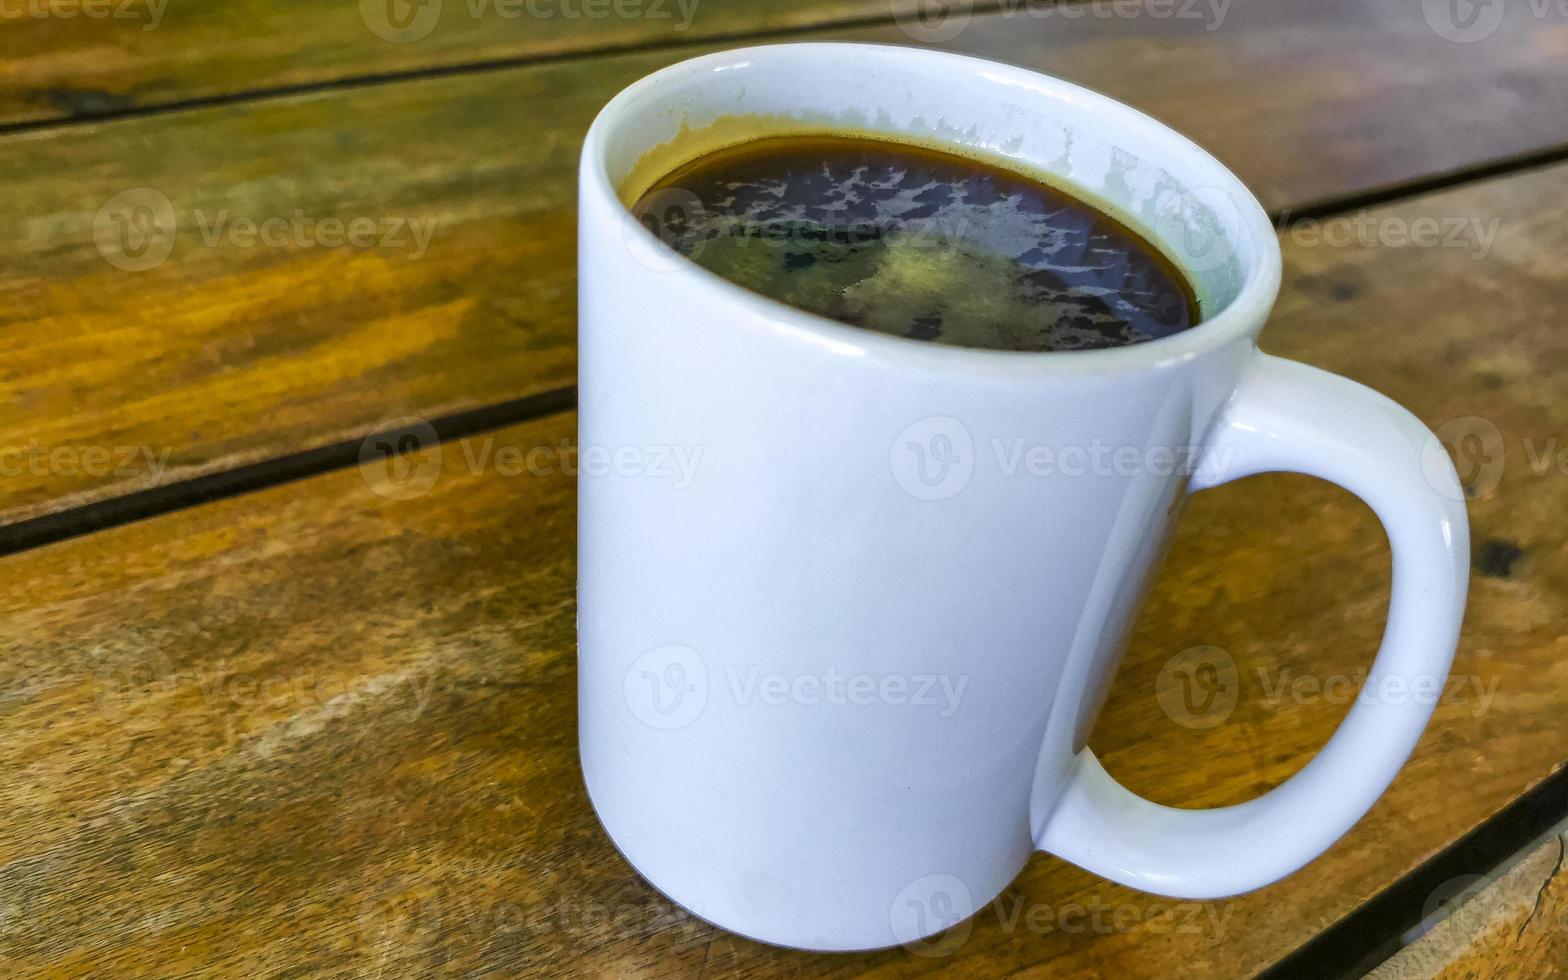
[1035,352,1470,899]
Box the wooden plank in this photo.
[6,0,1568,524]
[1369,833,1568,978]
[2,161,1567,975]
[0,0,909,127]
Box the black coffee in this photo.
[632,135,1199,352]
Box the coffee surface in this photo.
[631,135,1199,352]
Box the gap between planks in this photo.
[11,151,1568,556]
[1260,763,1568,979]
[0,1,1018,138]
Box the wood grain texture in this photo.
[0,0,914,126]
[2,162,1567,975]
[6,0,1568,528]
[1369,833,1568,979]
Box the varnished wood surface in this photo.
[6,0,1568,530]
[1370,833,1568,978]
[3,162,1566,975]
[0,0,913,127]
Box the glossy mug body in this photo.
[576,44,1469,952]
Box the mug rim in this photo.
[582,42,1282,377]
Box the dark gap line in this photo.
[0,386,577,558]
[0,15,1562,969]
[2,114,1566,970]
[4,115,1567,553]
[1270,139,1568,226]
[1260,763,1568,979]
[0,2,1012,139]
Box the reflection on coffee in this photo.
[632,135,1199,352]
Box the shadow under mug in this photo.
[576,43,1470,952]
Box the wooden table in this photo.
[3,1,1567,975]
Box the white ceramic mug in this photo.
[576,43,1469,952]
